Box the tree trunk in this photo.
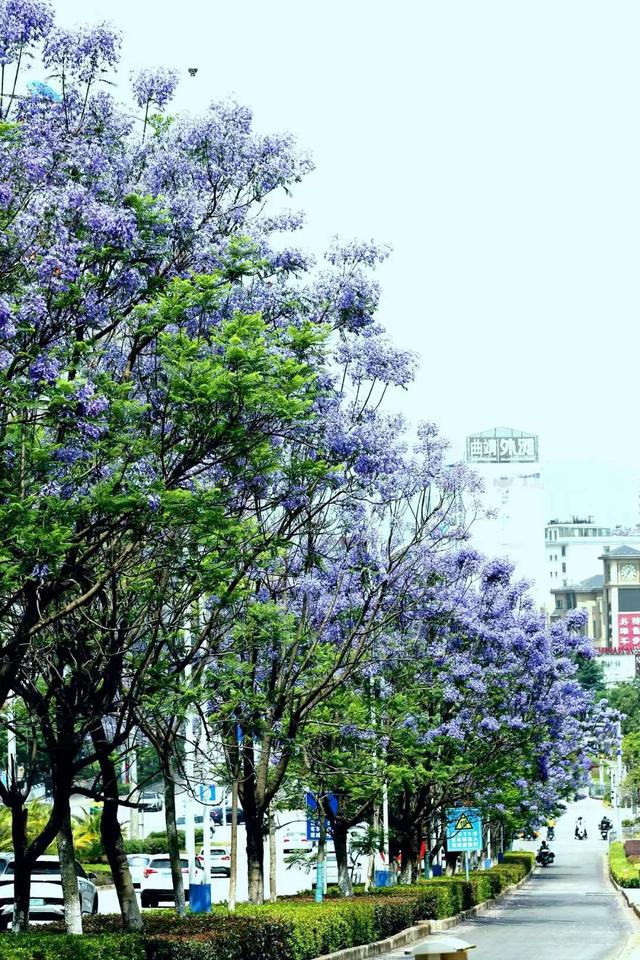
[332,820,353,897]
[399,827,420,885]
[245,808,265,904]
[10,802,29,933]
[228,779,239,912]
[364,804,379,893]
[57,806,82,934]
[445,850,459,876]
[163,761,186,916]
[93,730,143,931]
[268,806,277,903]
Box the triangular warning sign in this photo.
[455,814,473,831]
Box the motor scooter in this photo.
[575,827,587,840]
[536,847,555,866]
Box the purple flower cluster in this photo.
[43,20,122,82]
[75,382,109,417]
[0,0,53,66]
[29,353,59,385]
[131,67,179,111]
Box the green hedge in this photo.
[0,932,143,960]
[0,855,533,960]
[610,841,640,888]
[124,832,205,857]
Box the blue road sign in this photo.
[446,807,483,852]
[306,817,332,842]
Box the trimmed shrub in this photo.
[611,841,640,888]
[0,932,143,960]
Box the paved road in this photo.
[385,799,639,960]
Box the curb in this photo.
[607,866,640,959]
[609,869,640,913]
[313,868,535,960]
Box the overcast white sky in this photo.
[51,0,640,526]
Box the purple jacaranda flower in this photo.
[0,298,15,339]
[30,562,49,579]
[29,353,59,385]
[77,420,104,440]
[130,67,179,110]
[42,20,121,83]
[0,0,53,66]
[75,382,109,416]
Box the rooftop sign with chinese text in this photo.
[466,428,538,464]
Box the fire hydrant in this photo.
[407,935,476,960]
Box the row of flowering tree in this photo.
[0,0,616,934]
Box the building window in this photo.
[561,546,566,556]
[562,562,566,573]
[618,588,640,612]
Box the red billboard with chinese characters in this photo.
[617,613,640,645]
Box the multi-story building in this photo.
[465,427,546,606]
[551,574,604,643]
[551,546,640,685]
[545,519,640,592]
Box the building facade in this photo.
[545,519,640,593]
[466,427,546,605]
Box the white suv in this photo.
[140,854,204,908]
[0,855,98,929]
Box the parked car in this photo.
[211,806,245,826]
[176,812,215,827]
[140,855,204,908]
[196,847,231,877]
[139,791,163,812]
[0,854,98,929]
[126,854,153,889]
[282,829,312,853]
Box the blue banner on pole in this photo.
[446,807,483,852]
[305,791,338,814]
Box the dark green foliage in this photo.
[0,932,143,960]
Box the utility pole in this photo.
[616,719,624,839]
[382,781,390,884]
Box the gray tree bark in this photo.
[57,807,82,934]
[163,761,186,916]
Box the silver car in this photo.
[197,846,232,877]
[0,854,98,929]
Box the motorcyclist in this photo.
[599,816,612,833]
[575,816,587,839]
[546,819,555,840]
[536,840,555,864]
